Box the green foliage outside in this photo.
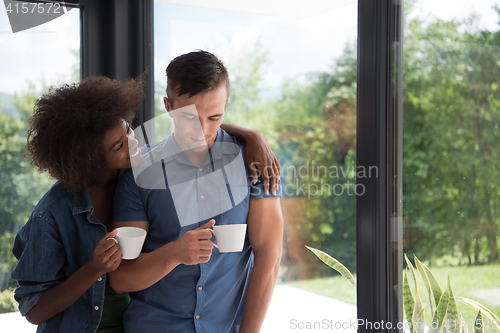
[0,288,16,314]
[0,54,77,299]
[403,5,500,265]
[0,85,54,292]
[218,2,500,279]
[218,3,500,280]
[221,40,358,279]
[287,264,500,321]
[308,247,500,332]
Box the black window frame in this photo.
[357,0,404,331]
[79,0,154,128]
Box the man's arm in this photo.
[108,220,215,294]
[239,197,283,333]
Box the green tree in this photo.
[403,7,500,264]
[271,42,358,279]
[223,41,278,145]
[0,84,54,291]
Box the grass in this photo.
[283,273,357,305]
[284,264,500,331]
[414,264,500,331]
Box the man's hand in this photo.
[172,219,215,265]
[245,130,281,195]
[89,230,123,275]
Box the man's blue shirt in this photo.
[112,128,281,333]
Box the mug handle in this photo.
[207,229,218,249]
[107,237,118,244]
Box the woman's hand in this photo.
[219,123,281,195]
[89,230,123,275]
[24,229,123,325]
[245,130,281,195]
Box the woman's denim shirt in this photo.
[11,181,108,333]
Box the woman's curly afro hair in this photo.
[26,76,144,194]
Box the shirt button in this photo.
[198,286,203,291]
[97,277,102,282]
[199,168,203,172]
[195,315,200,320]
[94,306,99,311]
[200,195,205,200]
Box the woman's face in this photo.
[102,120,143,170]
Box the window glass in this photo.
[154,1,358,330]
[0,5,80,320]
[403,0,500,328]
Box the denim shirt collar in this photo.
[72,188,93,216]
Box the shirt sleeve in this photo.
[11,212,67,315]
[250,175,282,199]
[113,168,149,222]
[17,292,43,316]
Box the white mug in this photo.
[109,227,147,260]
[209,224,247,253]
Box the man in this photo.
[109,50,283,333]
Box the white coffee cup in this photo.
[209,224,247,253]
[110,227,147,260]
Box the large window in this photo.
[0,2,80,324]
[154,1,358,331]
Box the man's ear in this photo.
[164,96,173,117]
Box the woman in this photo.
[11,75,279,333]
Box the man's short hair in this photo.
[165,50,230,105]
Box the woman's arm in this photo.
[24,231,121,325]
[220,123,280,195]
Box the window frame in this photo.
[79,0,154,128]
[357,0,404,331]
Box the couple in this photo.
[12,51,283,333]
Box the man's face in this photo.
[164,85,227,154]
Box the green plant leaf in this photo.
[403,271,416,331]
[413,295,425,333]
[455,297,500,332]
[415,256,434,313]
[462,313,469,333]
[446,277,460,333]
[435,288,450,331]
[415,256,443,311]
[424,265,444,313]
[305,246,356,288]
[404,254,421,298]
[474,310,483,333]
[405,254,427,333]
